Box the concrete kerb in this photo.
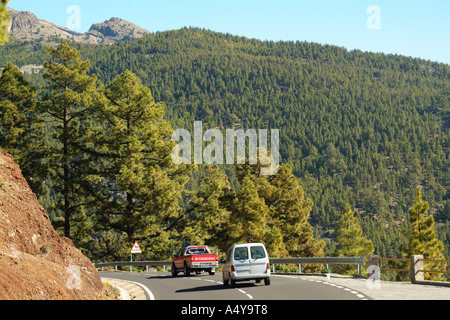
[101,277,154,300]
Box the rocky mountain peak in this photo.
[6,8,150,44]
[87,17,150,42]
[7,8,39,32]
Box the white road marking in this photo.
[185,273,368,301]
[271,274,367,300]
[272,275,298,279]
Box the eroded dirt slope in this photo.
[0,151,108,300]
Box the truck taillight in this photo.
[231,265,235,272]
[266,263,270,270]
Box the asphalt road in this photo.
[99,271,370,300]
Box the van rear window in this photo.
[250,246,266,259]
[234,247,249,260]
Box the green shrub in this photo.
[40,243,51,256]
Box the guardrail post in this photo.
[411,255,424,284]
[358,256,364,276]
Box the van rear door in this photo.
[233,246,251,275]
[249,245,268,274]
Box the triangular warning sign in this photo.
[131,241,142,254]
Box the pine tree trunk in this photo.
[63,104,70,238]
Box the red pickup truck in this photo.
[171,245,219,277]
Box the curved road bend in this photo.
[99,271,370,300]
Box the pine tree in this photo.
[90,70,191,260]
[335,204,374,275]
[180,165,232,248]
[0,62,45,193]
[0,63,38,154]
[229,176,269,245]
[70,206,94,258]
[42,40,99,239]
[336,205,374,257]
[404,188,447,280]
[266,164,325,259]
[0,0,9,45]
[234,163,325,261]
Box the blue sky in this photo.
[8,0,450,64]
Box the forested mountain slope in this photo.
[0,27,448,259]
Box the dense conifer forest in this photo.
[0,28,448,275]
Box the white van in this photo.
[222,243,270,287]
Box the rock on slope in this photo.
[0,151,108,300]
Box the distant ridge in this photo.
[7,7,151,44]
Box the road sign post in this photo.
[130,241,142,272]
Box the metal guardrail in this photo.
[96,261,171,272]
[95,256,365,274]
[269,257,364,265]
[96,261,171,268]
[269,257,365,276]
